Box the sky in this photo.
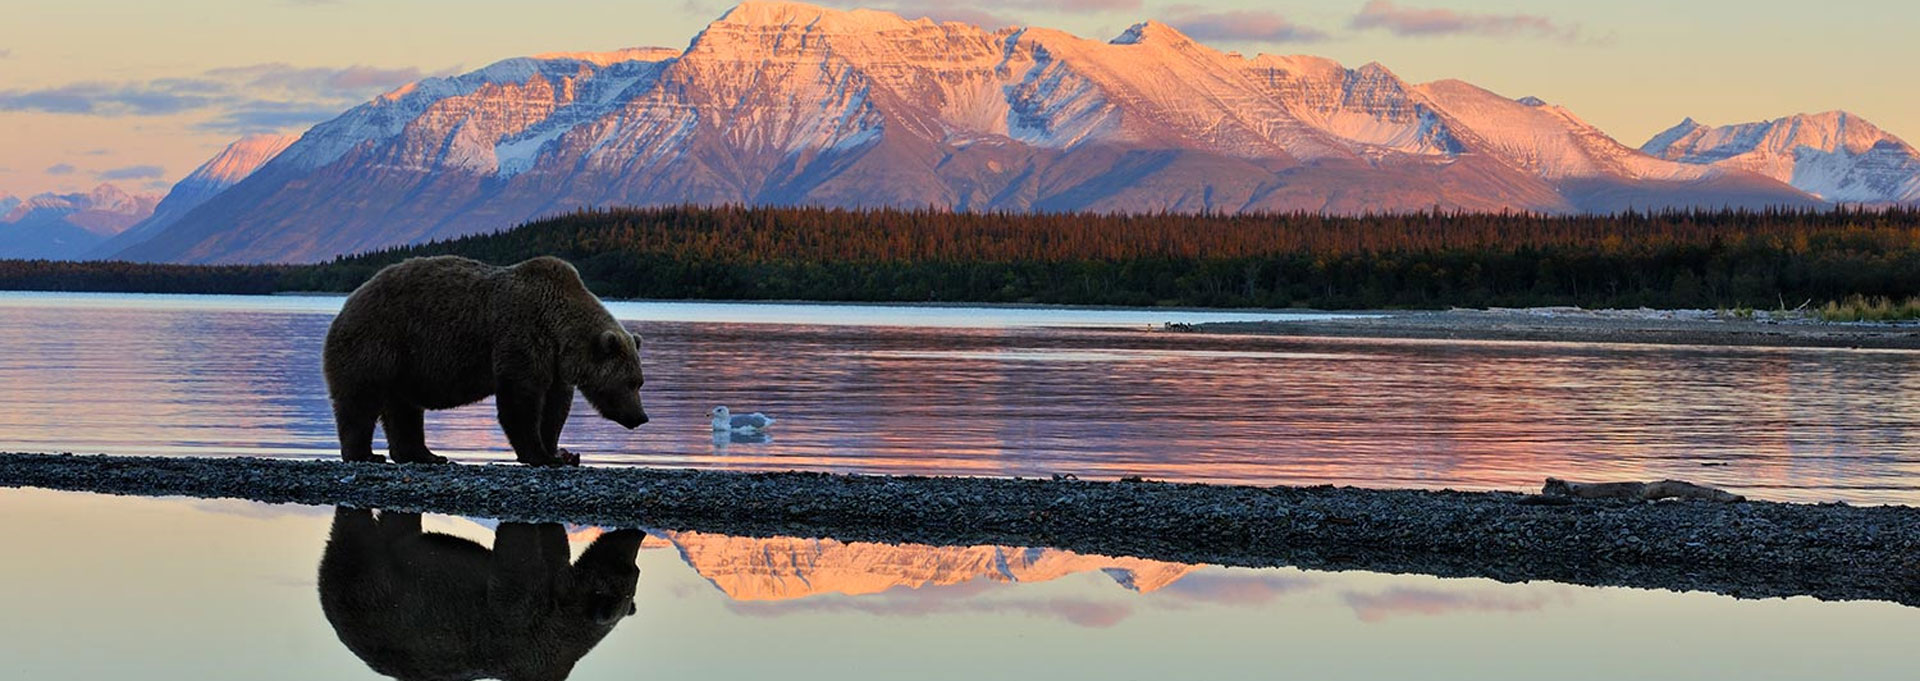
[2,0,1913,198]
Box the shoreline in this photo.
[1190,308,1920,350]
[3,452,1916,607]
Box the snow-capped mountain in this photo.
[1,184,160,260]
[1641,111,1920,205]
[114,1,1819,264]
[84,133,297,259]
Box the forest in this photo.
[5,205,1919,310]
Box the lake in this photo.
[1,291,1917,504]
[1,487,1913,681]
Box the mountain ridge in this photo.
[1,184,160,260]
[108,1,1866,264]
[1641,111,1920,204]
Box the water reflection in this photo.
[3,292,1920,504]
[6,488,1920,681]
[317,509,644,681]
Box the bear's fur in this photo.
[323,255,647,466]
[318,508,645,681]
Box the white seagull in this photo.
[708,406,775,433]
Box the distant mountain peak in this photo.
[1111,20,1192,46]
[715,0,920,32]
[0,182,158,260]
[1643,110,1919,204]
[194,134,299,185]
[529,47,681,66]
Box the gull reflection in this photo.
[711,429,773,450]
[317,508,644,681]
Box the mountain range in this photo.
[15,1,1915,264]
[0,184,160,260]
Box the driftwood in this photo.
[1542,478,1745,502]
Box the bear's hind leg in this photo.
[332,392,385,463]
[381,400,447,464]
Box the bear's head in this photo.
[578,328,649,429]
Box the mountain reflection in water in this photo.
[317,509,644,681]
[6,489,1918,681]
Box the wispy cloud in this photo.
[1350,1,1579,40]
[97,164,166,181]
[45,163,76,176]
[0,81,220,116]
[0,62,451,134]
[1156,571,1318,605]
[1342,586,1570,622]
[0,49,12,59]
[728,593,1135,628]
[1165,6,1329,43]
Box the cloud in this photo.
[0,81,219,116]
[728,594,1134,628]
[0,49,11,59]
[1165,7,1329,43]
[0,62,452,134]
[45,163,76,176]
[1341,586,1570,622]
[96,164,166,181]
[203,63,439,97]
[1350,1,1579,40]
[193,101,352,135]
[1156,571,1318,605]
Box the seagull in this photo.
[708,406,775,433]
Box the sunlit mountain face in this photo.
[103,0,1854,265]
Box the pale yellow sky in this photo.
[2,0,1913,197]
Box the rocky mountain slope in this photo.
[1642,111,1920,205]
[114,1,1824,264]
[84,134,297,260]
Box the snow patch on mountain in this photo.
[1642,111,1920,203]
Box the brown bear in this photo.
[317,508,645,681]
[323,255,647,466]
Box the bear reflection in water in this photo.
[317,508,645,681]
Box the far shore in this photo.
[1186,307,1920,350]
[3,452,1916,607]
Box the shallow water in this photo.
[1,291,1917,504]
[1,487,1913,681]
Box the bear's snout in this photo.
[617,410,649,430]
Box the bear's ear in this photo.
[630,332,642,348]
[597,329,627,356]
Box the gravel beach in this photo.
[1191,308,1920,350]
[4,452,1916,606]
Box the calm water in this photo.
[2,291,1919,504]
[1,487,1913,681]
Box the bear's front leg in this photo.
[541,381,576,465]
[496,379,574,467]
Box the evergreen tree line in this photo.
[6,205,1919,309]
